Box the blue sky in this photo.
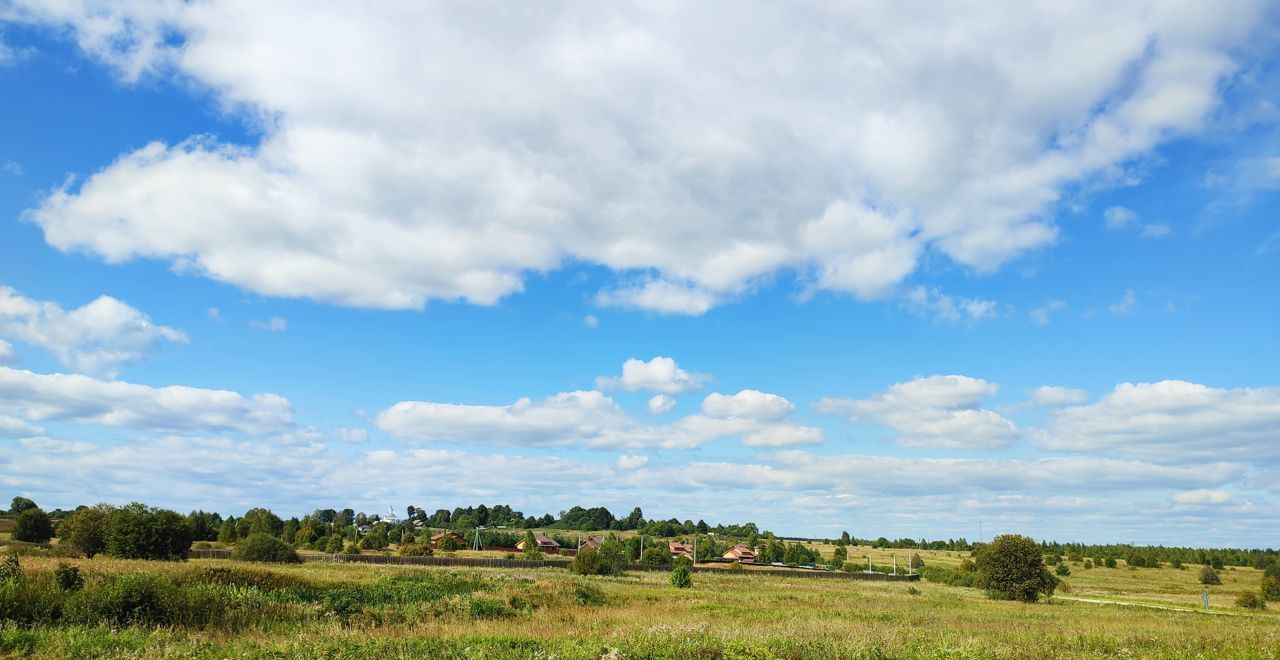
[1,3,1277,547]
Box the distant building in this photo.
[517,533,562,552]
[580,536,605,550]
[723,544,757,564]
[430,530,465,548]
[668,541,693,558]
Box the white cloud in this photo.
[741,424,823,447]
[582,314,599,329]
[1172,489,1234,506]
[0,160,21,175]
[1108,289,1137,315]
[0,366,293,435]
[1034,380,1280,463]
[617,454,648,470]
[0,338,16,365]
[1104,206,1139,230]
[0,286,187,377]
[1140,223,1172,238]
[250,316,287,332]
[647,394,676,415]
[1029,299,1067,325]
[595,356,708,394]
[815,375,1018,450]
[0,415,42,438]
[13,2,1264,313]
[335,427,368,444]
[206,307,225,323]
[1029,386,1089,407]
[902,286,998,324]
[701,390,794,420]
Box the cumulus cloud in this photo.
[1108,289,1137,315]
[377,387,821,450]
[0,366,293,435]
[617,454,648,470]
[1104,206,1139,230]
[0,415,42,438]
[335,427,368,444]
[1029,300,1067,325]
[701,390,795,420]
[11,2,1264,313]
[582,314,599,329]
[0,286,187,377]
[1140,223,1172,238]
[902,286,998,324]
[815,375,1018,450]
[647,394,676,415]
[1029,386,1089,407]
[0,338,16,365]
[250,316,287,332]
[595,356,708,394]
[1034,380,1280,462]
[1172,489,1234,506]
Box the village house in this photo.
[430,530,465,548]
[580,535,605,549]
[516,532,562,553]
[722,543,757,564]
[668,540,693,558]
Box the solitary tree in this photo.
[521,530,542,560]
[1199,565,1222,585]
[8,497,37,515]
[974,534,1057,603]
[57,504,113,557]
[13,507,54,543]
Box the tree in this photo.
[242,508,284,537]
[105,502,193,561]
[841,531,852,544]
[596,537,628,575]
[641,546,671,565]
[1209,555,1224,570]
[910,553,925,569]
[521,530,542,559]
[670,563,693,588]
[8,497,37,515]
[974,534,1058,603]
[58,504,113,557]
[1199,565,1222,585]
[232,533,300,563]
[832,545,848,567]
[13,508,54,543]
[186,510,222,541]
[1261,575,1280,602]
[217,518,239,544]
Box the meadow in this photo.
[0,544,1276,659]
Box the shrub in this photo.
[0,552,20,584]
[597,538,628,575]
[574,581,606,605]
[105,503,193,561]
[906,586,921,596]
[1199,566,1222,585]
[571,546,602,575]
[1104,557,1117,568]
[974,534,1057,603]
[919,565,976,588]
[640,546,671,565]
[437,534,462,552]
[1083,560,1093,570]
[1055,563,1071,577]
[1210,555,1224,570]
[324,535,344,554]
[910,553,925,569]
[520,530,541,560]
[343,542,361,555]
[1260,575,1280,602]
[230,533,300,563]
[398,543,431,557]
[468,597,514,619]
[54,563,83,591]
[1067,552,1083,563]
[1235,591,1265,610]
[1171,558,1183,569]
[670,564,693,589]
[13,508,54,543]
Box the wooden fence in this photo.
[187,548,919,580]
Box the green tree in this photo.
[1199,565,1222,585]
[231,533,300,563]
[8,497,37,515]
[241,508,284,537]
[323,534,345,554]
[974,534,1057,603]
[105,502,193,560]
[521,530,542,559]
[670,563,693,588]
[57,504,113,558]
[641,546,671,565]
[217,518,239,544]
[1261,575,1280,602]
[13,508,54,543]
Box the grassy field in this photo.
[0,546,1276,659]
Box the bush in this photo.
[55,506,110,558]
[1083,560,1093,570]
[919,565,976,588]
[437,534,462,552]
[343,543,361,555]
[574,581,606,605]
[1171,558,1183,569]
[12,508,54,543]
[910,553,925,569]
[1262,575,1280,602]
[571,546,602,575]
[1235,591,1265,610]
[669,564,693,589]
[105,503,193,561]
[324,535,344,554]
[1199,566,1222,585]
[54,563,83,591]
[1210,555,1224,570]
[398,543,431,557]
[0,552,20,584]
[230,533,300,563]
[468,597,514,619]
[640,546,671,565]
[1055,563,1071,577]
[974,534,1057,603]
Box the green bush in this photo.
[1235,591,1265,610]
[323,535,344,554]
[1055,563,1071,577]
[670,564,693,589]
[570,547,602,575]
[974,534,1057,603]
[13,509,54,543]
[53,563,82,591]
[105,503,193,561]
[343,543,361,555]
[57,505,112,558]
[1262,575,1280,602]
[1171,558,1183,569]
[919,565,976,588]
[398,543,431,557]
[0,577,62,626]
[640,546,671,565]
[230,534,300,563]
[0,552,19,584]
[573,581,606,605]
[1199,566,1222,585]
[1104,557,1117,568]
[65,573,178,627]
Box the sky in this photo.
[0,1,1278,548]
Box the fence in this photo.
[187,548,919,580]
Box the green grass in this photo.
[0,552,1276,658]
